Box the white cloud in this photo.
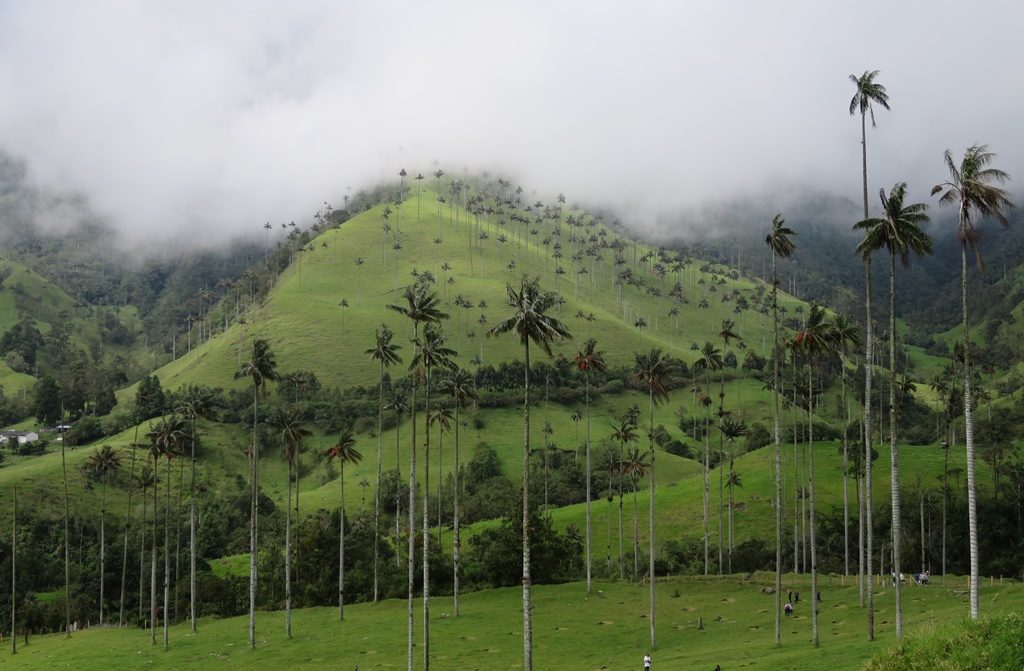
[0,0,1020,245]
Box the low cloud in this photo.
[1,1,1021,246]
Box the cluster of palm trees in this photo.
[758,70,1014,650]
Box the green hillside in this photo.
[8,575,1024,671]
[133,189,806,395]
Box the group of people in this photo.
[892,570,930,586]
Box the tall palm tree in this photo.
[438,368,477,616]
[793,304,837,648]
[174,385,216,634]
[610,413,634,577]
[488,277,571,671]
[932,145,1013,620]
[718,417,746,573]
[410,323,456,670]
[388,282,447,671]
[832,314,861,580]
[575,338,606,593]
[849,70,889,641]
[86,445,121,626]
[267,405,310,637]
[695,341,723,575]
[629,348,672,648]
[326,430,362,621]
[765,213,796,644]
[234,339,279,650]
[855,181,933,639]
[366,324,402,602]
[146,414,186,651]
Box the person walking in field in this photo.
[643,652,652,669]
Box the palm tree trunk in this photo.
[151,459,158,645]
[163,458,171,651]
[453,401,462,616]
[423,371,432,671]
[174,458,184,624]
[120,426,139,627]
[339,462,346,620]
[864,257,875,640]
[249,384,258,650]
[961,243,980,619]
[140,482,147,623]
[704,372,711,575]
[585,374,593,593]
[618,442,624,580]
[772,254,783,646]
[648,385,657,647]
[861,107,876,641]
[808,366,819,647]
[858,467,865,607]
[842,358,850,578]
[521,340,534,671]
[190,418,197,633]
[285,461,293,636]
[407,329,419,671]
[11,485,17,654]
[374,362,384,603]
[100,481,106,625]
[889,251,903,639]
[632,485,639,578]
[396,417,402,569]
[61,435,71,638]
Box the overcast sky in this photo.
[1,0,1021,245]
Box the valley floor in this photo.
[3,573,1019,671]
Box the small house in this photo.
[0,430,39,445]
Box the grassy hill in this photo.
[129,189,806,396]
[6,574,1023,671]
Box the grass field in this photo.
[3,574,1020,671]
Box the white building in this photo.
[0,430,39,444]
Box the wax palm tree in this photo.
[267,405,310,637]
[932,145,1013,620]
[488,277,571,671]
[629,348,672,648]
[174,385,216,633]
[86,445,121,626]
[849,70,888,641]
[438,368,477,616]
[575,338,607,592]
[855,181,933,639]
[411,323,456,670]
[609,416,638,579]
[234,339,279,650]
[695,341,723,575]
[792,304,837,648]
[326,430,362,621]
[366,324,402,602]
[765,213,795,644]
[570,409,583,461]
[388,282,447,671]
[831,314,860,579]
[146,414,186,651]
[718,417,746,573]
